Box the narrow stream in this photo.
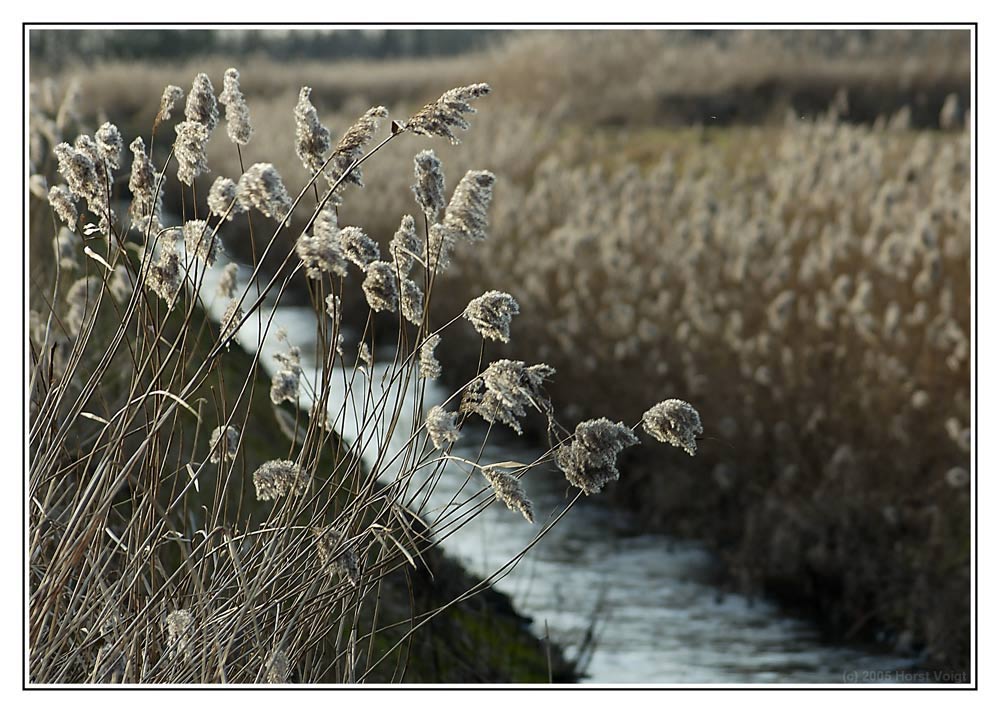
[198,260,914,684]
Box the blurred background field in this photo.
[29,28,972,677]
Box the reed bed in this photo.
[27,64,699,684]
[429,110,972,668]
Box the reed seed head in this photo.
[390,214,420,276]
[218,68,252,146]
[294,87,331,176]
[412,149,446,220]
[338,226,380,269]
[461,360,554,435]
[400,279,424,325]
[270,345,302,405]
[482,466,534,523]
[328,106,388,190]
[405,83,491,144]
[273,356,301,382]
[425,223,454,275]
[217,262,239,300]
[236,163,292,222]
[184,73,219,133]
[144,232,184,307]
[266,650,290,684]
[419,334,442,379]
[464,290,520,343]
[53,142,99,202]
[314,528,361,585]
[156,84,184,125]
[325,293,341,322]
[183,219,222,266]
[219,299,243,343]
[128,137,163,233]
[296,206,347,279]
[556,418,639,495]
[441,170,495,244]
[165,609,194,662]
[74,134,102,170]
[358,341,372,367]
[207,176,245,221]
[48,184,78,227]
[252,459,308,500]
[208,424,239,464]
[69,136,116,233]
[95,122,123,171]
[642,399,703,456]
[173,120,210,186]
[426,404,460,449]
[362,261,399,313]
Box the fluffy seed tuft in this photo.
[481,467,534,523]
[464,290,520,342]
[339,226,380,269]
[236,163,292,222]
[265,650,290,684]
[173,121,210,186]
[390,214,420,276]
[314,528,361,585]
[405,83,491,144]
[419,334,442,379]
[270,345,302,405]
[426,405,461,449]
[641,399,703,456]
[207,176,245,221]
[327,106,388,190]
[296,206,347,278]
[208,424,239,464]
[156,85,184,125]
[412,149,447,220]
[362,261,399,313]
[294,87,331,176]
[218,68,252,145]
[183,220,222,266]
[165,609,194,662]
[128,137,163,233]
[217,262,239,300]
[461,360,554,434]
[252,459,308,500]
[556,418,639,495]
[184,73,219,132]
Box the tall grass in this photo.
[432,114,971,666]
[27,67,697,684]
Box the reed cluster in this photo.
[27,67,697,684]
[427,107,971,667]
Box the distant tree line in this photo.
[30,29,510,68]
